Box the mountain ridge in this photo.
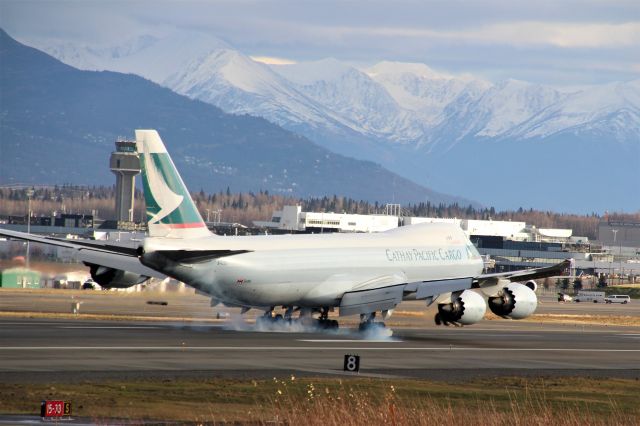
[13,30,640,211]
[0,29,473,207]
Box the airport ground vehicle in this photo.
[604,295,631,304]
[574,291,605,303]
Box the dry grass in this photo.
[269,381,637,426]
[524,314,640,327]
[1,376,638,424]
[390,310,427,318]
[482,311,640,327]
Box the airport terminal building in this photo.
[253,205,640,278]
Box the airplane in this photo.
[0,130,569,332]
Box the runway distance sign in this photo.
[40,400,72,418]
[344,354,360,372]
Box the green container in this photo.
[0,268,41,289]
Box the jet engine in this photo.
[88,264,149,289]
[523,280,538,292]
[436,290,486,326]
[488,282,537,319]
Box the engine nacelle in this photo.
[523,280,538,292]
[488,282,537,319]
[437,290,486,325]
[89,264,149,289]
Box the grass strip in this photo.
[1,376,638,424]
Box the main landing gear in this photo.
[358,312,392,336]
[317,307,339,330]
[250,307,391,335]
[255,306,339,330]
[434,312,463,327]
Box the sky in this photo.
[1,0,639,85]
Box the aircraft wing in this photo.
[473,259,570,286]
[340,276,474,316]
[0,228,164,278]
[339,259,570,316]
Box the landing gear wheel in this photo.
[358,321,392,337]
[256,307,280,328]
[357,312,392,337]
[317,319,339,330]
[358,321,386,332]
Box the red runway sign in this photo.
[41,400,71,418]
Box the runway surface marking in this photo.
[618,334,640,338]
[0,322,83,326]
[58,326,162,329]
[423,333,544,337]
[1,346,639,352]
[299,339,401,343]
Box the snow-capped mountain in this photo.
[23,31,639,152]
[18,31,639,211]
[364,61,488,125]
[471,79,563,138]
[426,79,564,148]
[273,59,425,143]
[164,48,340,130]
[507,80,640,141]
[19,31,230,83]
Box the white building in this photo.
[254,205,399,233]
[462,219,526,239]
[404,217,462,227]
[254,205,577,244]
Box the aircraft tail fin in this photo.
[135,130,212,239]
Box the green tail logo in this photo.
[136,130,211,238]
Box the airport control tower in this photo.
[110,140,141,222]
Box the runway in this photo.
[1,317,638,382]
[1,289,639,382]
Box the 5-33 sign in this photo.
[41,400,72,418]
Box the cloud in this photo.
[468,21,640,48]
[1,0,638,85]
[250,56,297,65]
[314,21,640,49]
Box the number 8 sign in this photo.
[343,354,360,372]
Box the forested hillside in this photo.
[2,186,637,240]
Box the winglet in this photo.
[135,130,212,239]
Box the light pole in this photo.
[26,188,34,269]
[611,229,619,280]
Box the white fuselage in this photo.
[142,222,484,309]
